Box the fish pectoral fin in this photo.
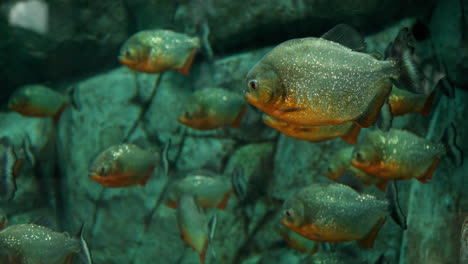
[340,124,361,145]
[357,218,386,248]
[354,80,392,128]
[320,24,366,52]
[278,107,306,113]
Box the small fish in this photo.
[0,223,92,264]
[119,29,200,74]
[389,86,434,116]
[325,146,387,191]
[89,144,158,188]
[281,182,406,248]
[0,209,7,230]
[245,24,423,128]
[177,194,209,264]
[165,174,232,210]
[178,87,247,130]
[8,84,71,121]
[263,114,360,144]
[351,129,445,184]
[0,137,22,201]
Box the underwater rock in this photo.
[430,0,468,89]
[0,0,130,103]
[56,67,169,263]
[174,0,435,53]
[399,89,468,264]
[0,112,55,222]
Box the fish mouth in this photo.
[118,56,136,66]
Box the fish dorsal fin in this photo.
[320,24,367,52]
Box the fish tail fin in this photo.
[386,28,424,94]
[76,223,93,264]
[231,104,247,128]
[341,124,361,144]
[441,122,464,167]
[385,181,407,230]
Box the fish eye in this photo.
[99,167,106,175]
[184,111,190,118]
[285,210,292,217]
[327,167,333,173]
[355,152,363,162]
[248,80,259,90]
[125,49,132,58]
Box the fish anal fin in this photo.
[358,218,386,248]
[354,81,392,128]
[230,105,247,128]
[139,166,155,186]
[417,158,440,183]
[417,91,434,116]
[320,24,367,52]
[376,180,388,192]
[341,124,361,144]
[177,49,198,75]
[216,191,232,210]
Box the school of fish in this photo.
[1,21,461,264]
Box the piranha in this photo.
[389,86,434,116]
[325,146,387,191]
[119,29,200,74]
[0,137,22,201]
[89,144,158,188]
[8,84,71,121]
[165,174,232,210]
[281,182,406,248]
[0,209,7,230]
[0,223,92,264]
[177,194,209,264]
[245,24,423,127]
[178,87,247,130]
[263,114,360,144]
[351,129,445,184]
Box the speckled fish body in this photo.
[0,224,83,264]
[165,174,232,210]
[281,183,389,245]
[262,114,360,144]
[389,86,434,116]
[178,87,247,130]
[177,194,209,264]
[89,144,157,188]
[326,146,383,189]
[245,36,395,127]
[119,29,200,74]
[351,129,445,182]
[8,85,70,119]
